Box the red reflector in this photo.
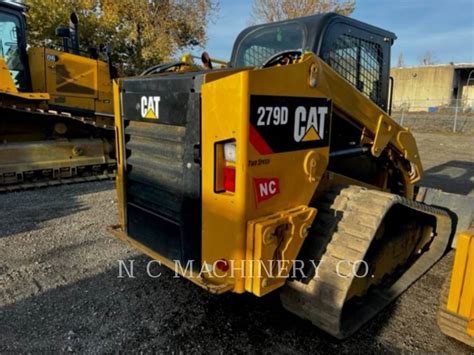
[223,166,235,192]
[216,259,229,272]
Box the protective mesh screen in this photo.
[243,46,277,67]
[324,34,383,107]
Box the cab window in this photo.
[234,23,305,67]
[0,12,27,91]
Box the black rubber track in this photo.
[281,185,453,339]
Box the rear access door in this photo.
[119,73,203,268]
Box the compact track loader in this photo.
[0,1,115,191]
[111,13,474,339]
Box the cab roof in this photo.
[229,12,396,67]
[0,0,27,12]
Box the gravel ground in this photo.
[0,132,473,353]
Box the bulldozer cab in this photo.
[230,13,396,111]
[0,1,29,91]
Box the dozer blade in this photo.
[281,185,453,339]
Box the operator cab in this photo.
[230,13,396,111]
[0,0,29,91]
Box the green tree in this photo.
[25,0,219,75]
[250,0,355,24]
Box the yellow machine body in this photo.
[447,230,474,324]
[200,58,328,295]
[0,48,113,114]
[28,47,113,114]
[438,229,474,346]
[112,53,423,295]
[0,56,49,101]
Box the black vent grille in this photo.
[125,122,185,222]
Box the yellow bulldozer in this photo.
[0,0,115,191]
[107,13,473,342]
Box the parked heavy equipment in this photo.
[110,13,474,339]
[0,0,115,191]
[438,229,474,347]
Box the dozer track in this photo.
[0,103,115,130]
[0,174,114,193]
[281,185,453,339]
[0,104,116,193]
[438,276,474,347]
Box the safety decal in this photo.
[253,177,280,203]
[249,95,331,154]
[140,96,161,119]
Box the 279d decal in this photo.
[249,95,332,154]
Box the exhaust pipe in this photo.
[69,13,80,55]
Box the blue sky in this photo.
[205,0,474,66]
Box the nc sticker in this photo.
[140,96,160,119]
[253,177,280,203]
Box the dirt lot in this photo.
[0,132,473,353]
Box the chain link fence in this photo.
[390,99,474,133]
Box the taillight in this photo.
[223,166,235,192]
[215,140,236,193]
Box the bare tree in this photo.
[418,51,437,66]
[397,53,405,67]
[249,0,355,24]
